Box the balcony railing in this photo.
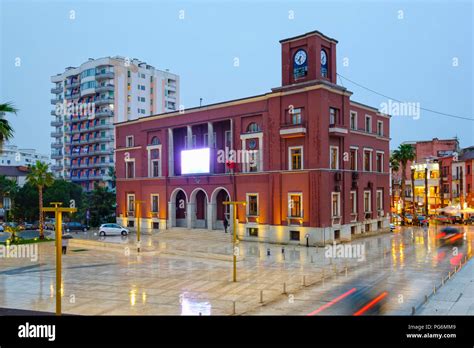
[95,71,114,80]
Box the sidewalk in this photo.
[417,258,474,315]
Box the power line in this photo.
[337,73,474,122]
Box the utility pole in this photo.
[135,200,145,252]
[222,200,246,282]
[42,202,77,316]
[424,166,429,216]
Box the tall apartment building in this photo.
[50,56,180,190]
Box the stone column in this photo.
[187,125,193,149]
[208,122,214,173]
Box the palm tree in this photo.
[0,102,18,152]
[392,144,416,225]
[389,155,400,215]
[26,161,54,239]
[0,175,19,222]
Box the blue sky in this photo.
[1,0,472,156]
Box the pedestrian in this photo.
[223,217,229,234]
[62,235,69,255]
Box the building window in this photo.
[288,193,302,218]
[331,192,340,217]
[330,146,339,170]
[377,120,383,136]
[289,146,303,170]
[350,148,358,171]
[150,136,160,145]
[350,191,357,214]
[376,152,384,173]
[247,228,259,237]
[247,194,258,216]
[376,190,383,212]
[290,230,300,241]
[151,159,160,177]
[151,194,159,213]
[364,191,371,213]
[247,123,261,133]
[127,194,135,212]
[350,111,357,130]
[126,161,135,179]
[126,135,134,148]
[364,150,372,172]
[329,107,339,126]
[365,115,372,133]
[203,132,217,148]
[291,108,302,125]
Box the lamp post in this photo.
[42,202,77,316]
[135,200,145,252]
[223,200,246,282]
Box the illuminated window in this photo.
[330,146,339,170]
[331,192,340,217]
[289,193,302,218]
[247,194,258,216]
[289,147,303,170]
[127,194,135,212]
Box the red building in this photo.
[115,30,391,245]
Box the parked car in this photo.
[416,215,429,226]
[389,223,396,231]
[452,215,463,224]
[404,214,414,225]
[64,222,89,232]
[432,215,452,224]
[464,216,474,225]
[99,223,129,236]
[0,225,4,232]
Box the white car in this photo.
[99,223,129,236]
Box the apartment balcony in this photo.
[51,142,63,149]
[71,175,103,182]
[51,86,63,94]
[166,83,177,91]
[279,121,307,138]
[65,81,80,89]
[95,110,114,118]
[51,110,59,116]
[51,153,63,160]
[80,88,96,97]
[94,149,114,155]
[51,165,63,171]
[51,98,63,105]
[50,120,63,127]
[95,71,114,80]
[65,92,80,100]
[94,97,114,106]
[96,84,114,93]
[329,123,348,137]
[93,124,114,131]
[50,131,63,137]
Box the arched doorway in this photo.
[189,188,209,228]
[168,188,188,228]
[210,187,232,230]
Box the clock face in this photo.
[294,50,307,66]
[321,50,327,65]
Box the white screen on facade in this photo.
[181,148,210,174]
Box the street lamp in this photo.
[223,200,246,282]
[42,202,77,316]
[135,200,145,252]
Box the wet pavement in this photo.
[0,225,472,315]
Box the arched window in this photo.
[247,123,261,133]
[150,136,161,145]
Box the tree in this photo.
[0,175,19,221]
[11,182,38,222]
[0,102,17,152]
[392,144,416,225]
[107,167,116,189]
[84,184,116,227]
[389,155,400,215]
[26,161,54,239]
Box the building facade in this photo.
[51,56,180,190]
[0,143,50,167]
[115,30,391,245]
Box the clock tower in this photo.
[280,30,338,86]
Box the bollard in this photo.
[441,277,444,285]
[433,285,436,294]
[267,248,271,256]
[232,301,236,315]
[424,295,428,303]
[259,290,263,304]
[411,307,416,315]
[311,255,314,263]
[345,266,348,277]
[448,272,451,279]
[283,282,287,294]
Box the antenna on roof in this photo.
[200,98,203,107]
